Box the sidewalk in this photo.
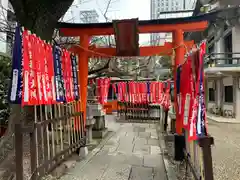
[60,118,167,180]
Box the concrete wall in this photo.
[206,76,240,120]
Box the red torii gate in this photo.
[58,17,208,134]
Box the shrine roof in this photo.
[57,11,219,29]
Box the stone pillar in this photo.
[232,24,240,64]
[215,28,225,64]
[85,104,95,144]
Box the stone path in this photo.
[60,120,167,180]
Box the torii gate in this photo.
[58,16,208,134]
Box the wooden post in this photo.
[15,124,23,180]
[198,136,214,180]
[173,29,185,135]
[78,34,89,128]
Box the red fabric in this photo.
[38,38,48,104]
[132,81,136,103]
[136,82,140,103]
[45,44,56,104]
[157,82,163,104]
[152,81,158,103]
[180,56,192,129]
[128,81,133,103]
[188,53,198,141]
[96,78,101,103]
[103,78,110,103]
[142,82,147,103]
[118,82,124,102]
[163,80,171,110]
[22,31,38,106]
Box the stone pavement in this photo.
[60,119,167,180]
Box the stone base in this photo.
[92,128,108,139]
[86,125,93,145]
[79,146,89,158]
[93,115,105,130]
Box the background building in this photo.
[150,0,195,45]
[80,10,99,23]
[0,0,16,55]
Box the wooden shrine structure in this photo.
[57,14,212,134]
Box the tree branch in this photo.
[88,59,110,75]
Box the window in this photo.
[209,88,215,102]
[224,86,233,103]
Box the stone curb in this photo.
[207,116,240,124]
[157,126,178,180]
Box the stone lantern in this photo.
[87,85,107,138]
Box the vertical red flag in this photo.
[119,82,124,102]
[103,78,110,103]
[164,80,171,110]
[142,82,147,103]
[155,81,159,103]
[123,82,126,102]
[45,43,56,104]
[117,82,121,101]
[180,56,192,129]
[22,31,38,106]
[150,82,155,103]
[96,78,101,103]
[100,78,104,104]
[136,82,140,103]
[39,38,49,104]
[128,81,133,103]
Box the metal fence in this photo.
[204,52,240,68]
[15,103,86,180]
[117,102,161,123]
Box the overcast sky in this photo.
[63,0,151,44]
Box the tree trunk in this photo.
[0,0,74,166]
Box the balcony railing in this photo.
[204,53,240,68]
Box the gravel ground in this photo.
[208,120,240,180]
[165,119,240,180]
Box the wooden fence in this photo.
[15,103,86,180]
[162,107,214,180]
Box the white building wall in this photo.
[236,76,240,120]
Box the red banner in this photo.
[62,50,74,103]
[45,44,56,104]
[150,82,156,103]
[22,31,38,106]
[103,78,110,103]
[163,80,171,110]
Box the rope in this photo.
[72,42,190,59]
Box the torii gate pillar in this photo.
[78,34,89,126]
[173,29,185,134]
